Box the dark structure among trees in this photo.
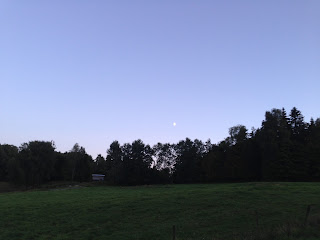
[1,107,320,187]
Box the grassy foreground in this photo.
[0,182,319,240]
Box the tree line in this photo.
[0,107,319,186]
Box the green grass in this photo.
[0,182,319,240]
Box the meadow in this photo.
[0,182,319,240]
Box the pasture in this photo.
[0,182,319,239]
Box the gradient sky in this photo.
[1,1,320,158]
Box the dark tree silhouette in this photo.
[0,144,18,181]
[1,107,320,186]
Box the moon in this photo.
[173,122,176,127]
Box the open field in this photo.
[0,182,319,240]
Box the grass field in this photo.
[0,182,319,240]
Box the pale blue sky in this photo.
[1,1,319,158]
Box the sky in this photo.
[1,1,320,158]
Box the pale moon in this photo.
[173,122,176,127]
